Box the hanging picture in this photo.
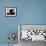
[5,7,16,16]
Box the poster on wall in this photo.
[18,25,46,41]
[5,7,16,16]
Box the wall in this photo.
[0,0,46,44]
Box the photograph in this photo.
[18,24,46,46]
[5,7,16,16]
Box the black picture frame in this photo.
[5,7,17,17]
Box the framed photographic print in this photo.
[5,7,16,16]
[18,24,46,42]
